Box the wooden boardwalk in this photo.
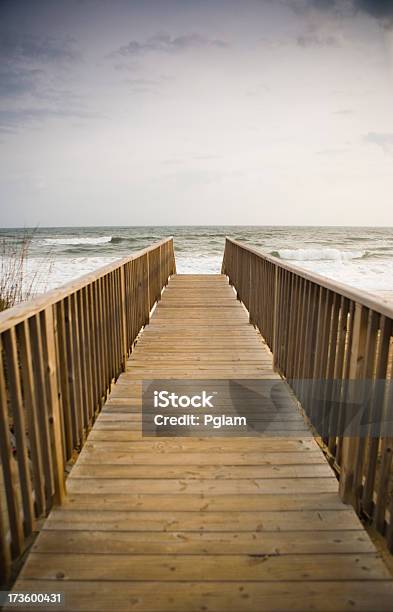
[12,275,393,610]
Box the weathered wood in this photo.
[0,238,175,584]
[62,492,345,511]
[55,300,73,460]
[223,237,393,557]
[20,552,390,581]
[32,528,375,555]
[223,238,393,321]
[339,303,369,503]
[0,483,11,585]
[42,307,66,505]
[0,239,174,333]
[29,313,55,508]
[3,328,35,537]
[11,273,393,611]
[12,580,393,612]
[0,337,24,558]
[16,320,46,516]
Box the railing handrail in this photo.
[0,236,176,585]
[224,237,393,319]
[222,236,393,555]
[0,237,173,333]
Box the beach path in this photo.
[12,274,393,611]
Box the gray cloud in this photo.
[122,76,169,95]
[303,0,336,10]
[0,107,101,134]
[127,79,159,86]
[284,0,393,20]
[355,0,393,19]
[297,32,340,46]
[313,0,336,7]
[294,17,342,48]
[115,32,228,56]
[364,132,393,153]
[0,30,78,63]
[0,124,16,135]
[0,65,97,131]
[126,78,160,89]
[0,28,87,127]
[282,0,338,15]
[0,66,44,97]
[0,30,80,104]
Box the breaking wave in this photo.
[42,236,113,246]
[271,248,366,262]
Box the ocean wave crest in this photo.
[43,236,113,246]
[271,248,366,261]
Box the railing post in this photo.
[43,306,66,505]
[375,442,393,532]
[248,253,253,324]
[120,265,128,370]
[3,328,35,535]
[387,495,393,552]
[0,488,11,586]
[0,338,24,560]
[146,252,151,323]
[171,238,176,276]
[157,245,164,302]
[221,240,226,275]
[272,266,279,370]
[338,303,368,504]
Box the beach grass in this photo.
[0,230,52,312]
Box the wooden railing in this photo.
[0,238,176,584]
[222,237,393,552]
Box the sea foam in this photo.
[42,236,112,246]
[273,248,365,261]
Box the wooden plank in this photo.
[43,508,361,532]
[76,450,327,465]
[13,580,393,612]
[32,528,375,555]
[85,434,319,450]
[20,552,390,582]
[66,477,339,495]
[63,492,345,512]
[91,422,308,433]
[70,464,334,479]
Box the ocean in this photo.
[1,226,393,296]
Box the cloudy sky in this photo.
[1,0,393,227]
